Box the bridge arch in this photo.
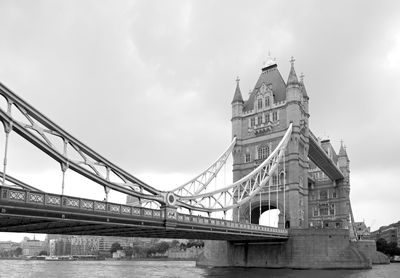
[240,200,289,229]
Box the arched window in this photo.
[272,111,278,121]
[257,98,263,110]
[265,113,270,123]
[273,174,278,185]
[265,97,270,107]
[245,153,251,163]
[279,171,285,185]
[320,190,328,200]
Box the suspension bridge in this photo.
[0,79,291,242]
[0,57,375,268]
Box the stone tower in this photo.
[230,56,350,229]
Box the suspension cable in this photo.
[283,148,286,228]
[268,173,271,226]
[2,128,10,185]
[249,196,252,223]
[276,165,279,227]
[259,189,262,224]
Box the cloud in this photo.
[0,0,399,244]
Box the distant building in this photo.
[0,241,14,252]
[98,236,136,252]
[352,221,371,240]
[167,246,203,259]
[71,236,100,255]
[49,235,100,256]
[378,227,400,245]
[49,238,71,256]
[112,250,126,259]
[21,238,45,256]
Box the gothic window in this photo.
[257,115,262,125]
[279,172,285,185]
[251,118,255,127]
[319,204,329,216]
[313,206,318,217]
[245,153,251,163]
[320,190,328,200]
[257,99,263,110]
[329,204,335,215]
[332,190,337,198]
[265,97,270,107]
[273,174,278,185]
[272,111,278,121]
[257,146,269,160]
[265,113,270,123]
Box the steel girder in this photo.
[172,137,236,197]
[175,124,292,213]
[0,83,164,204]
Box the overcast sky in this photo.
[0,0,399,242]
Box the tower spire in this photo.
[287,56,299,86]
[231,76,244,104]
[299,72,308,98]
[339,140,348,156]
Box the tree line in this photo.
[110,239,204,258]
[376,238,400,257]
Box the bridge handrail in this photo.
[0,185,288,235]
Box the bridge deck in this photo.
[0,186,288,242]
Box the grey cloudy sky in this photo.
[0,0,400,241]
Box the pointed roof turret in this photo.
[299,73,309,99]
[287,56,299,86]
[231,76,244,104]
[338,140,348,157]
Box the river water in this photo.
[0,260,399,278]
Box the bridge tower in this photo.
[231,56,310,228]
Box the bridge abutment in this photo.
[197,228,372,269]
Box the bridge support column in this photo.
[161,205,177,228]
[197,228,372,269]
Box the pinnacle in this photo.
[287,56,299,86]
[231,76,244,104]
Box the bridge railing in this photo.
[0,186,287,235]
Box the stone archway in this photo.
[241,201,290,229]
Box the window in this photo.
[320,190,328,200]
[245,153,251,163]
[319,204,329,216]
[257,146,269,160]
[332,190,337,198]
[279,172,285,185]
[313,206,318,217]
[272,111,278,121]
[273,174,278,185]
[265,113,270,123]
[251,118,255,127]
[257,115,262,125]
[329,204,335,215]
[265,97,270,107]
[257,99,263,110]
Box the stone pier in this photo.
[197,228,375,269]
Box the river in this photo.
[0,260,399,278]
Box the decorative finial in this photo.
[300,72,304,82]
[236,76,240,84]
[262,51,277,69]
[290,56,295,66]
[340,139,344,147]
